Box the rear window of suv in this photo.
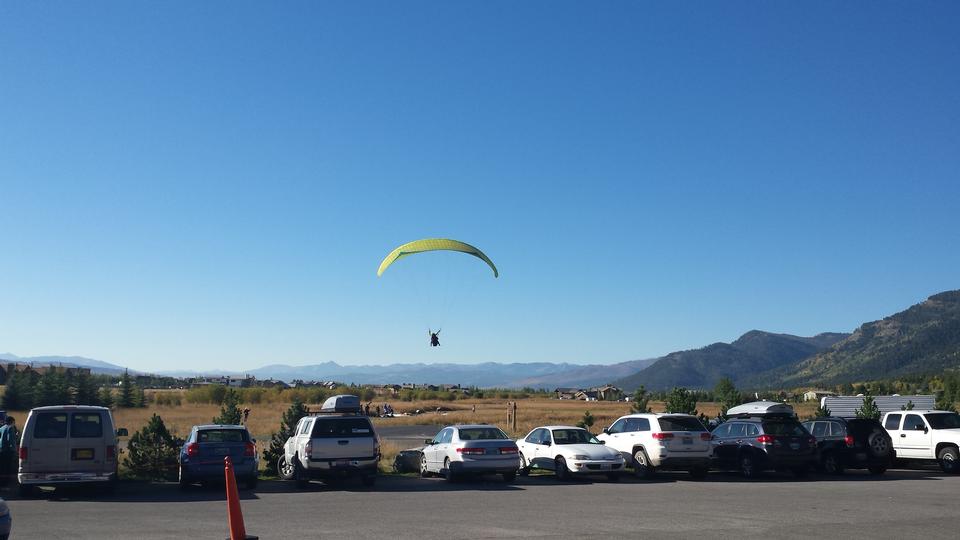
[34,413,69,438]
[925,413,960,429]
[657,416,707,432]
[311,418,373,438]
[761,421,807,436]
[198,429,249,443]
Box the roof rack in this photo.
[307,394,363,416]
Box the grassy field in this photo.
[3,395,820,475]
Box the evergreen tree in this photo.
[124,414,180,480]
[814,403,832,418]
[714,377,743,416]
[212,388,242,425]
[576,410,595,430]
[855,391,881,420]
[665,387,698,415]
[35,370,70,406]
[98,387,115,409]
[263,400,310,467]
[901,400,915,411]
[132,386,147,408]
[73,371,100,406]
[2,370,36,410]
[630,386,652,413]
[118,369,134,408]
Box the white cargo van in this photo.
[18,405,120,497]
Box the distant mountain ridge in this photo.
[612,331,849,391]
[0,353,132,376]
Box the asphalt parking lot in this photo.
[5,468,959,540]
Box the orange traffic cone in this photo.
[225,456,258,540]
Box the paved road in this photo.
[5,468,958,539]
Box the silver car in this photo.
[420,424,520,482]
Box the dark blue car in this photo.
[178,425,259,489]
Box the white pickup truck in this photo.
[278,395,380,487]
[881,409,960,473]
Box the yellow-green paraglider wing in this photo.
[377,238,498,278]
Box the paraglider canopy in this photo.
[377,238,498,278]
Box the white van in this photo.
[18,405,120,497]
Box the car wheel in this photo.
[867,465,887,475]
[420,454,430,477]
[361,475,377,487]
[502,471,516,483]
[633,449,654,479]
[823,452,844,475]
[555,456,570,481]
[688,466,708,480]
[518,452,530,476]
[278,454,296,481]
[739,454,757,479]
[868,431,890,458]
[293,455,309,488]
[178,466,191,490]
[443,458,458,482]
[937,446,959,474]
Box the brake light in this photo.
[244,442,256,457]
[756,435,774,444]
[844,435,855,447]
[456,447,485,455]
[107,445,116,459]
[700,433,712,441]
[19,447,27,461]
[499,447,519,454]
[186,443,199,457]
[305,441,313,459]
[652,432,674,440]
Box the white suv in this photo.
[882,410,960,473]
[596,413,711,479]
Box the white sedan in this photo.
[516,425,626,480]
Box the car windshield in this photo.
[198,429,248,443]
[925,413,960,429]
[658,416,707,432]
[761,421,808,436]
[458,427,509,440]
[551,429,598,444]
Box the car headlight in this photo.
[573,455,590,460]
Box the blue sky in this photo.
[1,2,958,372]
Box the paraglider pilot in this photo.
[429,329,441,347]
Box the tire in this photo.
[278,454,295,481]
[502,471,516,483]
[178,466,191,490]
[867,431,891,458]
[738,454,758,479]
[361,475,376,487]
[823,452,844,475]
[937,446,959,474]
[688,466,708,480]
[791,466,809,479]
[867,465,887,475]
[420,454,430,477]
[632,449,654,479]
[518,452,530,476]
[293,455,309,489]
[555,457,570,481]
[443,458,458,483]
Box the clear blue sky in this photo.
[2,2,958,373]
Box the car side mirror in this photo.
[544,441,551,446]
[602,428,610,434]
[424,439,433,445]
[916,425,928,433]
[116,428,128,437]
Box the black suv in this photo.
[710,416,816,478]
[801,417,894,475]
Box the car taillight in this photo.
[499,447,519,454]
[652,432,674,440]
[19,447,27,461]
[756,435,774,444]
[107,445,116,459]
[456,447,485,455]
[186,443,199,457]
[700,433,712,441]
[844,435,855,447]
[305,441,313,459]
[244,442,256,457]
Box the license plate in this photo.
[216,447,231,456]
[335,459,350,467]
[682,437,693,445]
[789,443,800,450]
[856,452,867,460]
[73,449,94,460]
[487,448,498,455]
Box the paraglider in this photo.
[378,238,497,347]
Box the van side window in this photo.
[884,414,902,430]
[71,413,103,438]
[34,413,69,439]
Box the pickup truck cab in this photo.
[882,410,960,473]
[278,395,380,487]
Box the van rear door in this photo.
[68,412,107,473]
[26,412,70,473]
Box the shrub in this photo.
[124,414,180,481]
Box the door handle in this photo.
[900,434,906,438]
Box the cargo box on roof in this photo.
[726,401,795,417]
[320,394,361,413]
